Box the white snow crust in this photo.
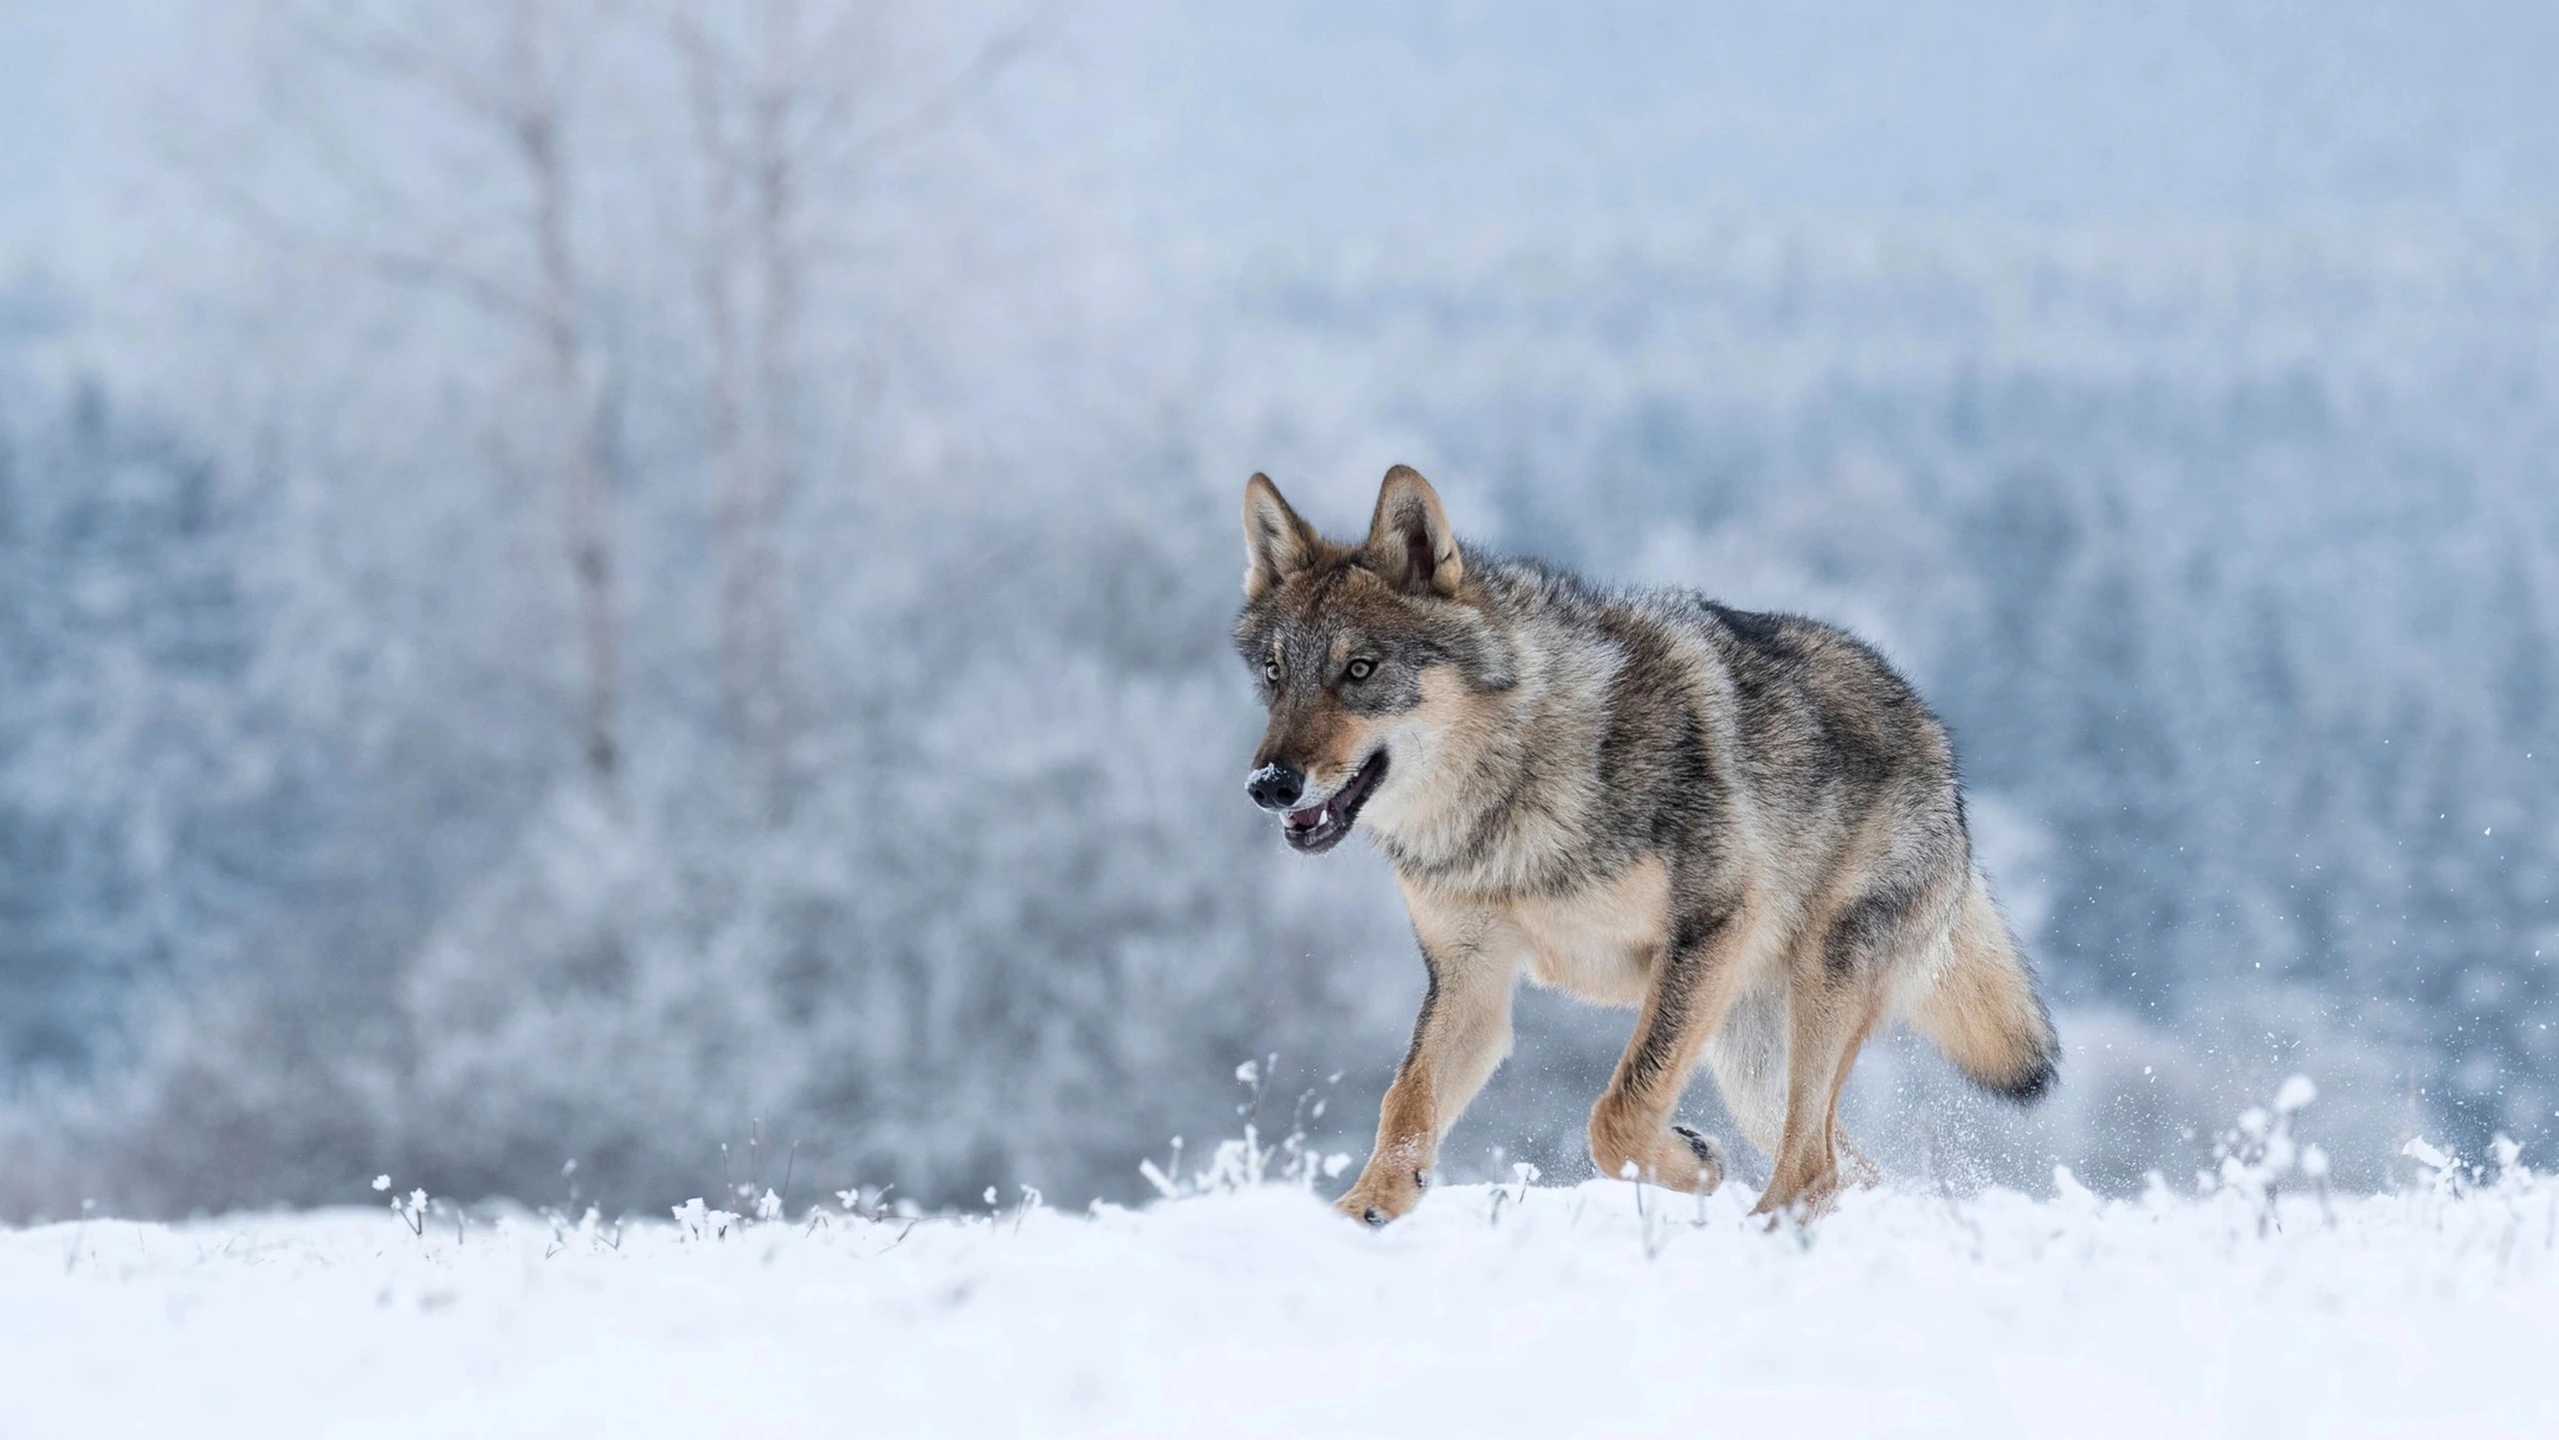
[9,1174,2556,1437]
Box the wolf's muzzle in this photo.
[1276,750,1388,855]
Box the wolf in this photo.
[1235,465,2057,1225]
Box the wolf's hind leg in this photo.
[1757,861,1960,1215]
[1825,1036,1885,1192]
[1753,981,1881,1217]
[1836,1139,1883,1192]
[1588,898,1756,1194]
[1702,976,1787,1156]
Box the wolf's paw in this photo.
[1590,1102,1725,1195]
[1749,1166,1844,1222]
[1333,1166,1428,1227]
[1670,1124,1727,1193]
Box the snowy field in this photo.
[6,1164,2555,1439]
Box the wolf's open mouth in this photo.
[1282,750,1388,854]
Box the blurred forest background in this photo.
[2,0,2556,1217]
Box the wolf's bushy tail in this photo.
[1907,873,2058,1103]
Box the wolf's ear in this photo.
[1242,473,1318,600]
[1364,465,1463,597]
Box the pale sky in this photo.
[5,0,2556,330]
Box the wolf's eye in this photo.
[1345,657,1376,682]
[1262,659,1282,683]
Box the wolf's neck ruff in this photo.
[1361,582,1633,898]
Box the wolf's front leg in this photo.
[1338,937,1518,1226]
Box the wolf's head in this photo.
[1232,466,1514,855]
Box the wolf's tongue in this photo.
[1288,801,1327,828]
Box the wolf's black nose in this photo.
[1247,763,1305,811]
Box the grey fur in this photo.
[1236,466,2059,1222]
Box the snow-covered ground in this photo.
[5,1166,2554,1439]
